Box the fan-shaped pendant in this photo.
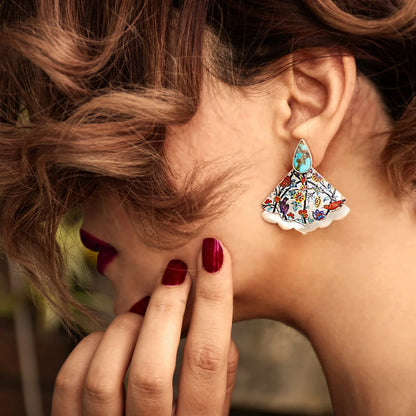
[261,140,350,234]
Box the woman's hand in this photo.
[51,238,238,415]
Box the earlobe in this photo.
[261,51,356,234]
[285,50,357,167]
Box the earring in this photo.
[261,139,350,234]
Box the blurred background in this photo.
[0,218,333,416]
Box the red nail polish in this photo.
[129,296,150,316]
[162,259,187,285]
[202,238,223,273]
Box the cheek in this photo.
[112,240,202,315]
[200,184,283,295]
[164,123,289,284]
[82,195,205,315]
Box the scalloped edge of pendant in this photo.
[261,205,350,235]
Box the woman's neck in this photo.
[262,81,416,414]
[305,194,416,414]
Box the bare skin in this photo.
[53,242,238,415]
[55,50,416,415]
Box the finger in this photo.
[82,313,143,416]
[126,260,191,416]
[177,238,233,416]
[52,332,103,416]
[222,339,239,416]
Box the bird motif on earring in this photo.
[261,139,350,234]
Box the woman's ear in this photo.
[281,49,357,166]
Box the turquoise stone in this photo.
[293,139,312,173]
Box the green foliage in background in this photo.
[1,213,114,333]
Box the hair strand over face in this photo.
[0,0,415,326]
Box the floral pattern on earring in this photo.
[261,139,350,234]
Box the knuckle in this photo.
[197,284,225,306]
[151,300,176,314]
[129,371,168,399]
[185,342,226,377]
[53,333,104,396]
[54,370,78,395]
[83,377,117,404]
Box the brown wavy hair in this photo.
[1,0,416,325]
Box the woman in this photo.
[1,0,416,414]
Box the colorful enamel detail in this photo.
[261,140,350,234]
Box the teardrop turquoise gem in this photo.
[293,139,312,173]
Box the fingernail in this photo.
[202,238,223,273]
[129,296,150,316]
[162,259,187,286]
